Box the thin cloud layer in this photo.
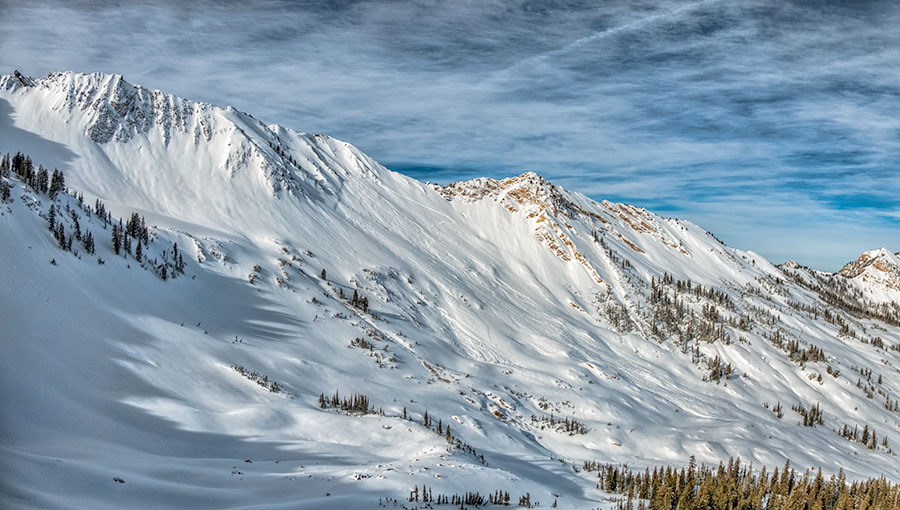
[1,0,898,270]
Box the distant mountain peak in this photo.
[837,247,900,298]
[10,69,36,88]
[840,247,900,277]
[781,260,801,269]
[436,171,556,205]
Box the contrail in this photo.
[496,0,720,78]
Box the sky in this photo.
[1,0,898,271]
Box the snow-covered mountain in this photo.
[1,71,898,509]
[837,248,900,302]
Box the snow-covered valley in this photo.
[1,71,899,509]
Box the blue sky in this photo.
[1,0,898,270]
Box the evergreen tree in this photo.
[35,166,49,193]
[677,484,694,510]
[140,216,148,245]
[590,455,900,510]
[72,214,81,241]
[11,152,24,177]
[18,155,34,183]
[49,169,65,199]
[56,223,66,250]
[0,153,9,178]
[112,222,122,254]
[126,212,141,238]
[82,230,95,255]
[94,199,107,225]
[0,179,9,202]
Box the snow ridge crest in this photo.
[0,70,392,199]
[30,71,217,145]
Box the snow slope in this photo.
[1,71,899,509]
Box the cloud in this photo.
[1,0,898,270]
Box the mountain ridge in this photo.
[1,70,899,509]
[7,69,889,275]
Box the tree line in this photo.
[3,149,186,281]
[589,456,899,510]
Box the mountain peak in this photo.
[1,69,34,90]
[436,170,559,209]
[41,71,201,144]
[0,70,392,213]
[861,247,897,260]
[840,247,900,276]
[12,69,36,87]
[782,259,801,269]
[837,247,900,300]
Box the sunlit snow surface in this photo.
[1,72,898,509]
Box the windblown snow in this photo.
[1,71,898,509]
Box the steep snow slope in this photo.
[1,71,899,509]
